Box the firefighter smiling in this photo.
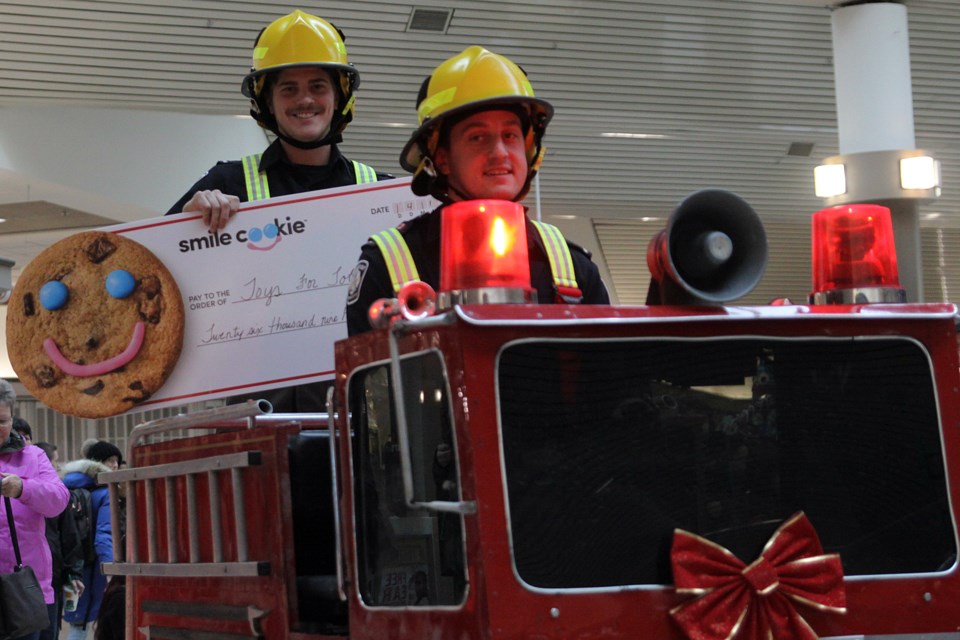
[346,46,610,334]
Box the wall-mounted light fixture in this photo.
[814,163,847,198]
[813,149,941,206]
[899,155,941,190]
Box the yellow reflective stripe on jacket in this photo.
[352,161,378,184]
[241,154,270,201]
[243,156,376,200]
[531,221,579,290]
[371,228,420,294]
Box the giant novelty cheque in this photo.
[110,177,437,412]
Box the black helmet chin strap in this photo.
[276,128,343,150]
[444,183,473,203]
[441,178,529,205]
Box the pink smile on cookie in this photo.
[246,235,281,251]
[42,321,145,377]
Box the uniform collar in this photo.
[259,139,344,171]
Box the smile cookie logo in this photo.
[6,232,185,419]
[243,221,282,251]
[178,217,306,254]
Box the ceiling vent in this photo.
[786,142,815,157]
[406,7,453,33]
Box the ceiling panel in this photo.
[0,0,957,305]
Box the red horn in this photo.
[398,280,437,321]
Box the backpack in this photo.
[68,487,96,565]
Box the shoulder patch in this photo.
[346,260,370,305]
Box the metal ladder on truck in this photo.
[99,400,345,639]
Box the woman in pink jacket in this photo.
[0,379,70,640]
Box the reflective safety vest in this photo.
[240,154,378,201]
[370,220,583,303]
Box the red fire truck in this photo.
[103,193,960,639]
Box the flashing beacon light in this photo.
[810,204,906,305]
[439,200,534,305]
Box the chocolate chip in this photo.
[85,235,117,264]
[139,276,161,299]
[85,337,99,349]
[22,293,35,317]
[128,381,143,390]
[82,380,104,396]
[138,297,162,324]
[35,365,59,388]
[123,390,150,404]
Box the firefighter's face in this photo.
[269,67,337,143]
[434,109,528,202]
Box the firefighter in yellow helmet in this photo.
[167,11,390,413]
[346,47,609,334]
[167,9,389,231]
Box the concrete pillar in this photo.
[823,1,933,301]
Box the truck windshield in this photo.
[498,337,955,589]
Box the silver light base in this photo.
[437,287,537,311]
[809,286,907,305]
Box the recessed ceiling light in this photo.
[600,132,669,139]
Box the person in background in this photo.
[92,575,124,640]
[0,383,70,640]
[36,442,84,640]
[61,441,121,640]
[34,442,57,469]
[13,416,32,443]
[79,439,98,460]
[166,8,392,412]
[346,46,609,335]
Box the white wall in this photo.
[0,107,269,378]
[0,106,268,219]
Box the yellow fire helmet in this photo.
[401,46,554,201]
[241,10,360,148]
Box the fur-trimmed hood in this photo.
[61,458,111,486]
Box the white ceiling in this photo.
[0,0,957,305]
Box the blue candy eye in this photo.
[105,270,136,299]
[248,227,263,242]
[263,223,278,239]
[39,281,69,311]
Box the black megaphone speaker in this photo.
[646,189,768,305]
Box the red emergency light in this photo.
[810,204,906,304]
[440,199,532,294]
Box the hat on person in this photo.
[401,46,553,201]
[241,9,359,149]
[86,440,123,464]
[12,417,31,438]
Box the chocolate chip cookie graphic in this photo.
[6,231,184,418]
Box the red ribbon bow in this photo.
[670,512,846,640]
